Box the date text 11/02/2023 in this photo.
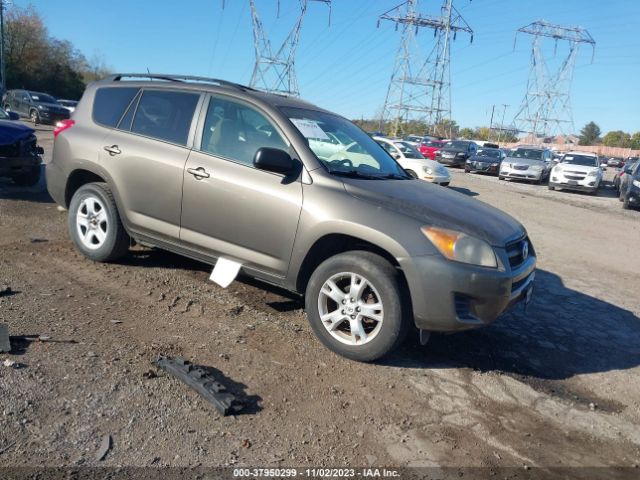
[232,468,400,477]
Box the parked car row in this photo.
[2,89,77,125]
[0,107,44,186]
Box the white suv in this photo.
[548,151,602,195]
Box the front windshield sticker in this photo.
[290,118,330,141]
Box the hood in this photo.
[504,156,545,167]
[441,147,467,154]
[342,178,525,247]
[469,155,501,163]
[0,120,35,145]
[36,101,67,111]
[556,163,599,173]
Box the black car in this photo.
[3,89,70,125]
[0,109,44,186]
[435,140,478,167]
[621,164,640,210]
[465,147,504,175]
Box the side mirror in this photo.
[7,111,19,120]
[253,147,296,175]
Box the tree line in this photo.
[352,118,518,143]
[3,5,111,100]
[579,121,640,149]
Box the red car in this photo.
[419,139,444,160]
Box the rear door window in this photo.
[93,87,140,128]
[131,90,200,146]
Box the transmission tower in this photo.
[248,0,331,96]
[378,0,472,137]
[512,20,595,139]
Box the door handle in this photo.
[187,167,210,179]
[104,145,121,156]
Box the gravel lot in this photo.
[1,127,639,475]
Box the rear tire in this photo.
[305,251,409,362]
[498,176,504,180]
[68,182,130,262]
[548,185,554,190]
[12,167,41,187]
[623,195,631,210]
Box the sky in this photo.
[14,0,640,134]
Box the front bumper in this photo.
[549,173,598,191]
[466,161,500,174]
[421,172,450,185]
[399,240,536,332]
[437,154,467,167]
[0,155,42,176]
[500,166,543,181]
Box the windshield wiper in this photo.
[329,169,384,179]
[380,173,411,180]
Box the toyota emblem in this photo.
[522,242,529,260]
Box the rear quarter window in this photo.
[93,87,140,128]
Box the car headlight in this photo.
[554,165,563,173]
[633,179,640,188]
[421,226,497,268]
[530,164,542,171]
[434,150,441,155]
[587,170,598,177]
[491,162,498,166]
[422,166,433,175]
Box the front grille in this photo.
[565,174,585,180]
[506,237,532,269]
[513,165,528,170]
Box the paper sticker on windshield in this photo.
[564,156,574,160]
[290,118,330,140]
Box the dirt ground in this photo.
[1,126,639,477]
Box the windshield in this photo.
[30,92,58,104]
[444,141,469,149]
[476,149,501,158]
[282,107,410,179]
[395,141,423,159]
[510,148,543,160]
[561,154,598,167]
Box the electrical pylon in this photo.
[512,20,595,139]
[378,0,473,137]
[248,0,331,96]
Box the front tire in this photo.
[623,194,631,210]
[68,182,130,262]
[305,251,409,362]
[405,169,418,179]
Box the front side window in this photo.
[200,96,288,166]
[282,107,409,179]
[93,87,140,128]
[131,90,199,146]
[29,93,57,104]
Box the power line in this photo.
[377,0,473,137]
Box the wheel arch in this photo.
[294,233,410,298]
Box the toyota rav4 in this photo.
[46,74,536,362]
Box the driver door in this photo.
[180,95,303,278]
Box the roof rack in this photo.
[102,73,253,91]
